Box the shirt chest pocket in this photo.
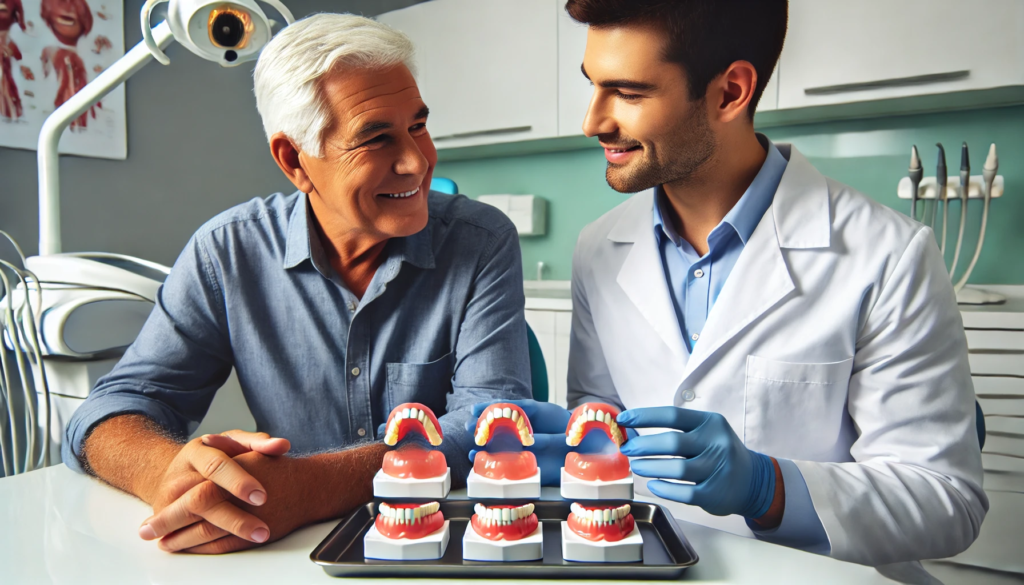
[386,352,455,418]
[743,355,854,460]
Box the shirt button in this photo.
[357,428,367,437]
[682,389,696,402]
[693,268,704,278]
[348,301,357,312]
[351,367,361,377]
[691,333,700,341]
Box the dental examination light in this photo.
[0,1,293,476]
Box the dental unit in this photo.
[898,141,1006,305]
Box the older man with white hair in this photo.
[62,14,531,554]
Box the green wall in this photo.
[436,105,1024,284]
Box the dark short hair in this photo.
[565,0,787,118]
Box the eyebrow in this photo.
[580,64,657,92]
[352,106,431,141]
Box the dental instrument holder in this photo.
[897,172,1006,305]
[560,468,634,501]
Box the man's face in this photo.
[301,64,436,240]
[581,24,715,193]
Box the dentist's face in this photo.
[580,23,715,193]
[301,64,436,240]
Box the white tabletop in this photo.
[0,465,912,585]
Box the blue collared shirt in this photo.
[653,136,830,554]
[64,191,532,483]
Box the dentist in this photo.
[563,0,985,568]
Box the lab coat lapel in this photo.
[608,191,688,363]
[681,145,831,384]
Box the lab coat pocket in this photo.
[386,352,455,419]
[743,355,854,460]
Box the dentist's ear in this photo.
[269,132,315,194]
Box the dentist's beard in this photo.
[604,99,716,194]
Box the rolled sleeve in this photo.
[747,458,831,554]
[63,235,233,473]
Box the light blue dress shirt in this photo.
[63,191,532,485]
[653,135,831,554]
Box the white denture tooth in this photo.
[597,409,605,423]
[603,509,611,523]
[511,410,520,422]
[525,503,534,516]
[475,504,485,517]
[502,407,512,419]
[493,407,503,419]
[486,412,495,423]
[565,436,573,446]
[586,509,594,521]
[605,412,613,425]
[587,409,596,422]
[511,507,519,521]
[410,407,419,420]
[418,411,425,422]
[402,408,411,419]
[502,508,510,523]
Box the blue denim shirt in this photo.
[64,191,532,484]
[653,136,830,554]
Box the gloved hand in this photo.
[617,407,776,519]
[465,399,571,486]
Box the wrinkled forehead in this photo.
[320,64,425,138]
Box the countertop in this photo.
[0,464,921,585]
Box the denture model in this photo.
[363,501,451,561]
[462,503,544,562]
[467,403,541,499]
[373,403,451,499]
[561,502,643,563]
[561,403,634,500]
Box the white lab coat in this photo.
[567,144,986,566]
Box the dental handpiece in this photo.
[935,143,948,253]
[955,143,998,291]
[949,142,970,278]
[908,145,922,221]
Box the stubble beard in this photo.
[604,100,717,194]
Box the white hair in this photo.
[253,13,416,158]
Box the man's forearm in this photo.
[295,442,388,523]
[82,414,183,503]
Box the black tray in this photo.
[310,499,698,579]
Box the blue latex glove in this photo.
[617,407,776,519]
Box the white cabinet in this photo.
[525,305,572,408]
[778,0,1024,109]
[377,0,559,149]
[557,4,591,136]
[947,286,1024,574]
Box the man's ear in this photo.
[269,132,315,194]
[709,60,757,125]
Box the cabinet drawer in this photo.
[969,353,1024,377]
[966,329,1024,351]
[984,433,1024,459]
[983,453,1024,474]
[973,376,1024,398]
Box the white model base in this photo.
[559,468,634,500]
[372,468,451,499]
[462,523,544,561]
[466,469,541,499]
[560,522,643,563]
[363,521,450,561]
